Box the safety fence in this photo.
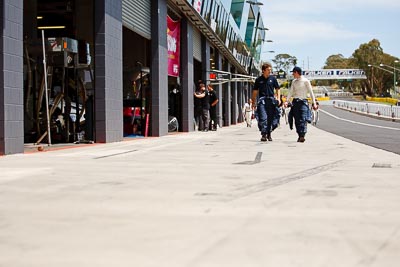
[328,92,353,97]
[333,100,400,120]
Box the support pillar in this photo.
[231,68,238,124]
[223,62,231,126]
[180,18,194,132]
[215,51,223,128]
[0,0,24,155]
[238,81,244,123]
[201,36,210,84]
[151,0,168,136]
[94,0,123,142]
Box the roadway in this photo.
[1,115,400,266]
[316,100,400,155]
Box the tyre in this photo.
[168,116,179,132]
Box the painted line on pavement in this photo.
[94,149,138,159]
[234,152,263,165]
[223,160,346,201]
[320,109,400,131]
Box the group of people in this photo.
[194,83,219,132]
[193,63,317,141]
[251,63,317,143]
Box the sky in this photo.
[259,0,400,70]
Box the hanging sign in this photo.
[303,69,367,80]
[193,0,202,13]
[167,16,180,77]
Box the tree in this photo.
[272,54,297,74]
[351,39,386,96]
[321,39,399,95]
[323,54,353,89]
[324,54,350,69]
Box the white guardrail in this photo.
[327,92,353,97]
[333,100,400,120]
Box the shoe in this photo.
[298,136,305,142]
[261,134,267,142]
[203,129,209,132]
[267,134,272,141]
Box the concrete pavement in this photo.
[1,119,400,267]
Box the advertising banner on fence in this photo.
[302,69,367,80]
[167,16,180,77]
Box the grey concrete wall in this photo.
[0,0,24,155]
[231,69,238,125]
[201,36,210,85]
[223,62,231,126]
[215,51,223,128]
[150,0,168,137]
[180,18,194,132]
[238,81,244,123]
[94,0,123,143]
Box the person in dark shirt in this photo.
[208,84,219,131]
[194,83,210,131]
[193,80,204,131]
[252,63,281,141]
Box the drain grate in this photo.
[372,163,392,168]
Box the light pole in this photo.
[368,64,374,95]
[246,0,263,6]
[396,60,400,98]
[259,39,273,62]
[260,50,275,64]
[380,60,400,98]
[369,64,394,74]
[246,0,263,76]
[369,64,394,96]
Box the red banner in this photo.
[167,16,180,77]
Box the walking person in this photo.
[208,84,219,131]
[194,84,204,131]
[194,83,210,132]
[243,99,253,127]
[280,94,289,125]
[285,66,317,142]
[252,63,281,141]
[311,101,320,126]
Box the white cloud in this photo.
[263,0,400,14]
[257,0,400,68]
[260,0,384,45]
[266,19,366,45]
